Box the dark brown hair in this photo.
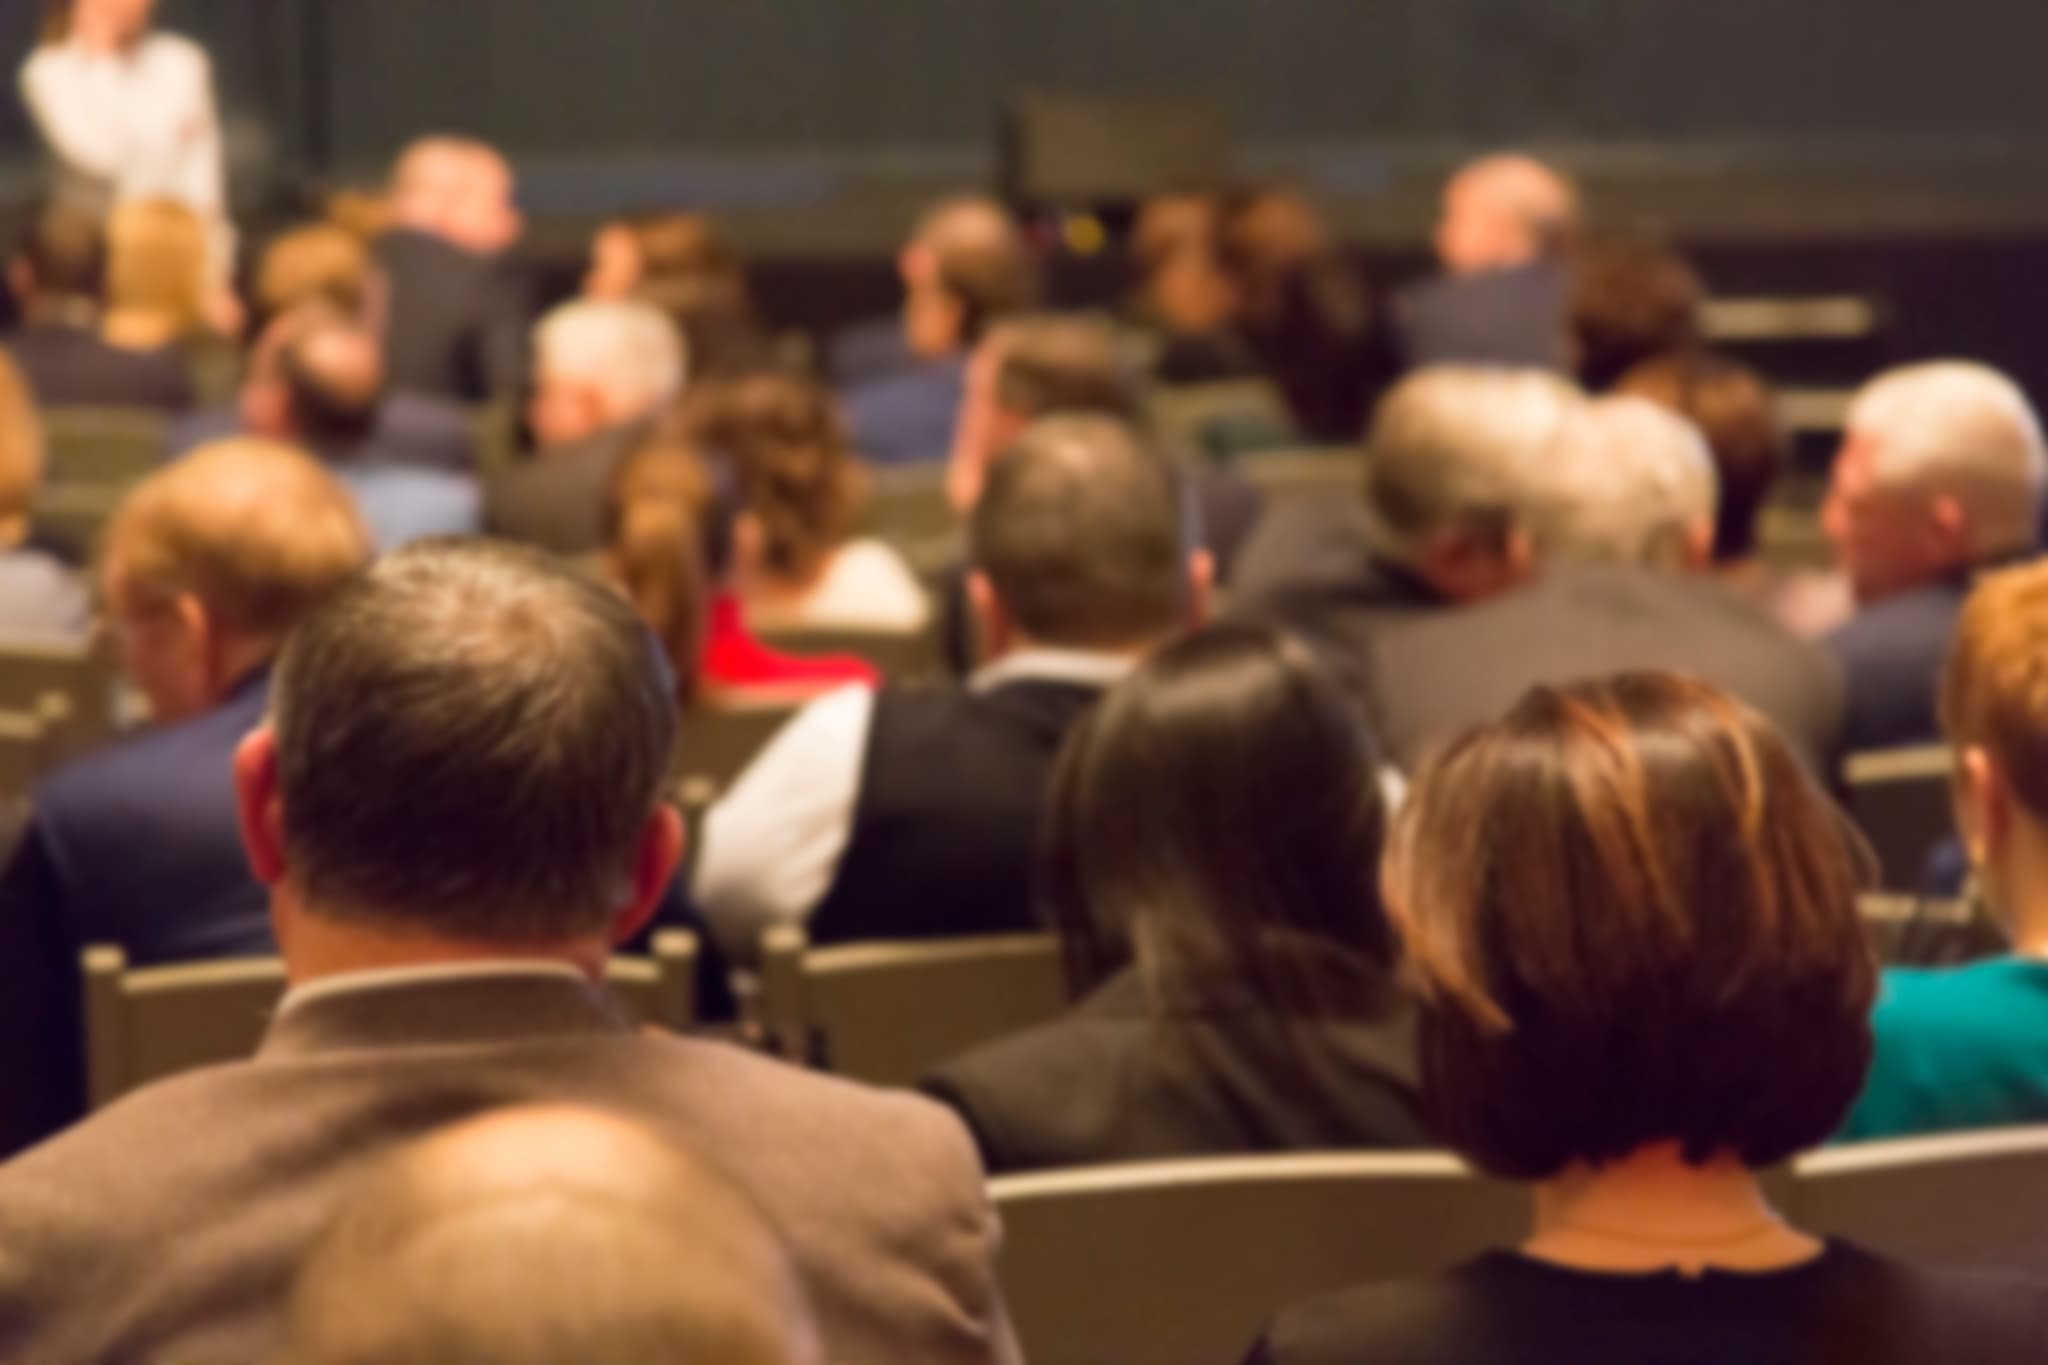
[1569,232,1707,392]
[993,315,1142,422]
[682,372,864,579]
[1617,350,1788,562]
[603,437,719,706]
[1387,672,1876,1179]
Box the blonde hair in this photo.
[106,198,210,337]
[257,224,372,321]
[0,352,44,536]
[108,439,371,640]
[1942,561,2048,817]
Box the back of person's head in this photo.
[1388,672,1875,1180]
[970,414,1191,652]
[1361,366,1582,598]
[529,300,687,447]
[993,314,1141,422]
[603,437,723,706]
[1525,394,1718,571]
[1216,185,1371,340]
[275,311,385,448]
[1046,622,1396,1010]
[683,372,863,580]
[1616,351,1787,563]
[281,1106,819,1365]
[11,204,105,307]
[1827,361,2046,602]
[902,195,1036,355]
[1568,232,1707,391]
[0,352,44,537]
[1435,153,1581,276]
[105,197,208,335]
[256,223,373,324]
[589,213,765,377]
[268,540,676,941]
[388,137,521,255]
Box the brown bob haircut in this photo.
[1940,559,2048,817]
[1386,672,1876,1180]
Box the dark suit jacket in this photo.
[922,969,1427,1174]
[1826,577,1972,754]
[164,393,479,472]
[0,668,274,1157]
[3,321,195,412]
[483,420,650,555]
[0,972,1018,1365]
[1360,567,1846,776]
[375,228,529,402]
[1393,261,1572,374]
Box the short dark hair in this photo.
[15,205,105,302]
[1616,350,1787,561]
[271,540,677,940]
[993,316,1141,422]
[1388,672,1876,1179]
[278,317,383,447]
[1046,622,1397,1015]
[1569,232,1706,392]
[970,414,1187,649]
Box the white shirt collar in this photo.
[278,961,588,1020]
[970,646,1138,695]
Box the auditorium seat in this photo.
[1147,378,1302,462]
[759,927,1066,1086]
[40,407,169,488]
[1793,1127,2048,1276]
[0,701,59,813]
[991,1152,1526,1365]
[1229,446,1362,503]
[1844,744,1955,891]
[1858,892,2007,967]
[0,634,118,763]
[755,625,943,683]
[79,931,702,1106]
[674,701,800,800]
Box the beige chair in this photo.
[1793,1127,2048,1275]
[1231,446,1363,502]
[40,407,169,487]
[29,483,127,560]
[1844,744,1955,891]
[760,927,1066,1085]
[1146,378,1301,460]
[993,1152,1528,1365]
[755,625,942,682]
[860,465,953,545]
[0,702,59,807]
[0,635,117,761]
[674,702,799,805]
[81,931,701,1107]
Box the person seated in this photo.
[281,1107,820,1365]
[683,371,928,633]
[1823,361,2046,753]
[838,196,1037,465]
[1246,672,2048,1365]
[695,415,1207,954]
[1125,190,1262,386]
[0,439,370,1158]
[0,539,1018,1365]
[232,307,480,552]
[3,204,193,411]
[1393,153,1579,373]
[602,435,878,705]
[101,197,233,394]
[1843,559,2048,1139]
[584,211,776,379]
[0,351,89,640]
[486,299,686,554]
[1355,395,1843,776]
[254,221,374,326]
[1568,231,1708,391]
[922,622,1426,1173]
[374,136,529,402]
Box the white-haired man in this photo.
[1822,361,2048,752]
[484,299,687,554]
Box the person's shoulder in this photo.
[1878,957,2048,1027]
[145,30,209,66]
[1826,585,1962,663]
[1836,1247,2048,1357]
[36,689,253,819]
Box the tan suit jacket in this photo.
[0,972,1021,1365]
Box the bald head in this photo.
[901,196,1035,357]
[282,1107,819,1365]
[389,137,521,255]
[1436,153,1581,276]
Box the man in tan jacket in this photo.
[0,538,1019,1365]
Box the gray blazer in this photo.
[0,972,1020,1365]
[483,419,651,556]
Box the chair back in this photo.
[30,484,127,559]
[1147,380,1301,461]
[993,1153,1527,1365]
[81,933,701,1107]
[0,635,117,761]
[755,626,941,682]
[760,927,1066,1085]
[860,465,953,545]
[1230,446,1363,502]
[1858,892,2007,966]
[1792,1127,2048,1275]
[1845,744,1955,892]
[675,702,799,802]
[40,407,169,487]
[0,701,59,809]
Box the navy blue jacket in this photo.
[840,356,967,466]
[1827,578,1972,755]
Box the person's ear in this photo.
[233,728,288,885]
[967,569,1013,661]
[611,805,685,948]
[1184,548,1216,628]
[1928,494,1970,561]
[1684,518,1715,573]
[177,593,228,702]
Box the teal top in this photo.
[1841,957,2048,1142]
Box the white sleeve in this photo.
[19,49,129,184]
[693,685,876,958]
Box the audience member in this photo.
[696,415,1204,953]
[1355,396,1843,775]
[1127,191,1260,385]
[1568,231,1707,391]
[0,539,1018,1365]
[1823,361,2047,753]
[924,623,1425,1172]
[281,1107,820,1365]
[684,372,928,632]
[585,210,775,378]
[1394,152,1579,372]
[375,136,528,402]
[838,196,1037,464]
[0,439,369,1157]
[254,221,376,327]
[1247,672,2048,1365]
[1844,560,2048,1139]
[102,197,219,361]
[3,204,193,410]
[486,298,686,554]
[0,350,89,640]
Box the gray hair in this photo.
[1526,395,1719,570]
[534,299,688,418]
[270,539,676,940]
[1850,361,2047,559]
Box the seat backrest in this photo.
[993,1153,1528,1365]
[1792,1127,2048,1275]
[40,407,170,487]
[760,927,1067,1086]
[1146,379,1301,462]
[1230,446,1363,502]
[0,703,57,812]
[1844,744,1954,891]
[675,702,799,796]
[755,626,942,682]
[599,930,701,1033]
[1858,892,2007,966]
[0,635,117,761]
[860,465,954,545]
[30,483,127,561]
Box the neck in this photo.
[279,904,610,988]
[103,309,179,349]
[1993,830,2048,956]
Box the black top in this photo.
[375,228,529,402]
[922,969,1427,1174]
[1247,1242,2048,1365]
[1392,261,1573,375]
[3,322,194,412]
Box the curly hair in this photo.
[682,373,865,580]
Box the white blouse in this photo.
[744,539,934,633]
[19,31,233,277]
